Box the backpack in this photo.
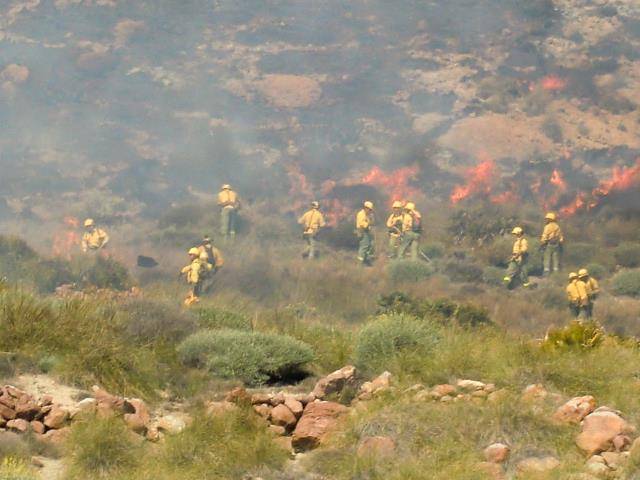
[412,213,423,233]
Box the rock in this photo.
[484,443,510,463]
[0,64,30,84]
[251,393,272,405]
[5,386,25,399]
[74,398,97,416]
[7,418,30,433]
[357,436,396,458]
[312,365,357,400]
[157,415,187,435]
[39,395,53,407]
[292,401,349,452]
[553,396,597,424]
[268,424,286,436]
[41,427,71,446]
[30,420,45,435]
[613,434,631,452]
[253,404,272,419]
[0,403,17,420]
[44,406,69,430]
[457,379,485,391]
[477,461,506,480]
[441,395,453,403]
[269,392,286,406]
[359,372,392,399]
[256,74,322,109]
[0,393,15,409]
[225,386,250,404]
[484,384,497,394]
[431,384,457,399]
[124,399,150,433]
[488,389,509,403]
[472,390,488,399]
[522,384,548,401]
[284,398,304,418]
[601,451,623,469]
[15,400,40,421]
[274,435,293,452]
[585,457,609,477]
[576,411,634,456]
[206,401,238,417]
[92,386,127,416]
[413,390,432,402]
[270,404,297,430]
[516,456,560,476]
[145,425,161,442]
[31,456,45,468]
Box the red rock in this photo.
[7,418,30,433]
[292,401,348,452]
[206,401,238,417]
[270,404,297,430]
[613,434,631,452]
[251,393,272,405]
[284,398,304,418]
[44,406,69,430]
[41,427,71,446]
[39,395,54,407]
[431,384,457,398]
[484,443,510,463]
[15,401,40,421]
[0,402,16,420]
[0,394,16,409]
[553,396,596,424]
[92,386,126,416]
[478,462,506,480]
[268,424,286,436]
[576,411,634,456]
[357,436,396,458]
[253,404,272,419]
[225,387,250,404]
[312,365,357,399]
[30,421,45,435]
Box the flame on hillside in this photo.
[450,155,496,203]
[359,165,421,204]
[52,216,80,259]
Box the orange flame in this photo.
[450,155,496,204]
[52,216,80,259]
[360,164,420,202]
[549,169,567,191]
[540,75,567,92]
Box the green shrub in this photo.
[614,242,640,268]
[195,307,252,331]
[482,266,504,286]
[121,299,197,343]
[541,321,605,350]
[611,269,640,297]
[563,242,599,269]
[387,260,435,283]
[421,242,445,259]
[444,261,483,283]
[177,329,314,385]
[354,314,441,375]
[79,256,132,291]
[66,416,140,478]
[584,262,608,280]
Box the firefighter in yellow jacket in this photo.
[540,212,564,275]
[386,201,404,259]
[566,272,589,319]
[298,201,326,259]
[579,268,600,318]
[398,202,422,260]
[504,227,530,287]
[217,184,241,240]
[181,247,212,306]
[81,218,109,253]
[356,201,375,265]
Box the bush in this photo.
[611,269,640,297]
[354,314,441,375]
[79,256,132,291]
[563,242,599,269]
[614,242,640,268]
[444,261,483,283]
[482,266,504,286]
[177,329,314,385]
[195,307,252,331]
[584,262,608,280]
[65,416,140,478]
[421,242,445,259]
[120,299,197,344]
[542,321,605,350]
[387,260,435,283]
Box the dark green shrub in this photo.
[613,242,640,268]
[387,260,435,283]
[421,242,445,259]
[455,304,491,328]
[563,242,599,269]
[354,314,440,374]
[483,266,505,286]
[177,329,314,385]
[195,307,252,331]
[80,256,132,291]
[444,261,483,283]
[120,299,197,343]
[541,321,605,350]
[611,269,640,297]
[480,237,512,268]
[584,263,608,280]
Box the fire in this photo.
[450,155,496,204]
[490,190,518,205]
[559,193,586,217]
[52,216,80,259]
[359,164,420,202]
[549,169,567,191]
[540,75,567,92]
[322,198,351,227]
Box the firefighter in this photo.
[81,218,109,253]
[540,212,564,275]
[198,235,225,272]
[398,202,422,260]
[386,201,405,259]
[503,226,530,288]
[356,201,375,265]
[566,272,589,320]
[217,184,241,240]
[298,201,326,259]
[579,268,600,318]
[181,247,211,306]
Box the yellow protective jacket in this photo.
[181,258,211,285]
[356,209,374,230]
[583,277,600,298]
[512,237,528,259]
[401,211,421,233]
[82,228,109,251]
[198,245,225,268]
[386,213,404,235]
[540,222,563,245]
[298,209,325,235]
[218,190,239,209]
[566,280,589,306]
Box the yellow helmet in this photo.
[363,201,374,210]
[578,268,589,278]
[392,200,403,209]
[545,212,557,221]
[511,226,523,235]
[84,218,95,227]
[311,201,320,209]
[221,184,231,190]
[569,272,578,280]
[188,247,200,256]
[405,202,415,211]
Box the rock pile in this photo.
[411,378,498,403]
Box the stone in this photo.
[4,386,25,399]
[483,384,497,394]
[553,396,596,424]
[39,395,54,407]
[124,399,150,433]
[0,403,17,420]
[359,371,392,399]
[284,398,304,418]
[269,392,286,406]
[74,398,97,415]
[413,390,432,402]
[601,451,623,469]
[92,386,127,416]
[0,64,30,84]
[477,462,506,480]
[484,443,510,464]
[7,418,30,433]
[0,394,16,409]
[440,395,453,403]
[225,386,250,404]
[270,404,297,430]
[431,384,457,398]
[268,424,286,436]
[44,406,69,430]
[253,404,272,419]
[516,456,560,476]
[145,425,161,442]
[292,401,348,452]
[251,393,272,405]
[30,421,45,435]
[613,434,631,452]
[356,436,396,458]
[522,384,548,401]
[15,400,39,420]
[576,411,634,456]
[274,435,293,452]
[41,427,71,446]
[312,365,356,400]
[472,390,488,399]
[206,401,238,417]
[585,459,609,477]
[457,379,485,391]
[157,415,187,435]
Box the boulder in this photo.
[522,384,548,401]
[553,396,596,424]
[601,451,624,469]
[206,401,238,417]
[484,443,510,463]
[270,404,297,430]
[269,392,286,406]
[124,399,150,434]
[613,434,631,452]
[457,379,485,391]
[516,456,560,476]
[585,456,609,477]
[225,386,251,404]
[269,424,286,436]
[92,386,128,416]
[251,393,272,405]
[73,398,97,417]
[0,403,17,420]
[41,427,71,446]
[477,462,506,480]
[359,372,392,400]
[7,418,30,433]
[431,384,457,399]
[284,398,304,418]
[253,404,272,419]
[292,401,348,451]
[44,406,69,430]
[312,365,356,399]
[357,436,396,458]
[30,420,45,435]
[576,411,634,456]
[0,394,16,409]
[156,415,187,435]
